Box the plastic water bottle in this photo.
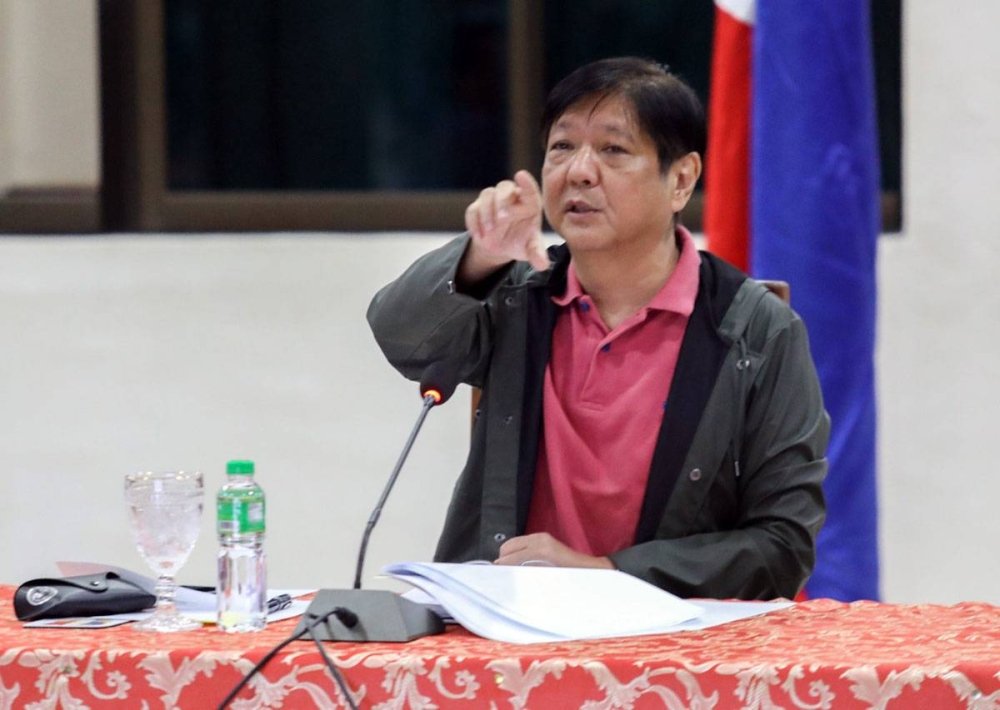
[216,459,267,632]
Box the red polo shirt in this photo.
[524,228,701,557]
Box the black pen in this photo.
[267,594,293,615]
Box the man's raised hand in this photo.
[461,170,551,282]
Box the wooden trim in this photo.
[881,190,902,232]
[508,0,545,174]
[0,188,100,233]
[134,0,168,229]
[161,191,474,232]
[681,192,704,232]
[678,190,901,234]
[99,0,167,231]
[0,187,901,235]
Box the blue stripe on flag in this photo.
[751,0,881,600]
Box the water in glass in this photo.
[124,471,204,632]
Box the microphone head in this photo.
[419,361,460,406]
[422,388,445,405]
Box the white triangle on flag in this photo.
[715,0,756,25]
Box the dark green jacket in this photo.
[368,234,829,600]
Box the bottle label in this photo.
[217,498,265,535]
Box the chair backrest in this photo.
[469,278,790,423]
[761,279,791,304]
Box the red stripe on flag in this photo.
[704,5,753,273]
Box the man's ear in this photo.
[669,152,703,212]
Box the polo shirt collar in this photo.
[552,226,700,318]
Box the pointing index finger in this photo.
[513,170,542,209]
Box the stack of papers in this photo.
[383,562,694,643]
[383,562,794,644]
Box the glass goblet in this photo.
[124,470,204,632]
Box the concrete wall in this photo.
[2,3,1000,604]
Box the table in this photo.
[1,586,999,708]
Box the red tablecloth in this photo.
[1,586,999,708]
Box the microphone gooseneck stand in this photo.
[352,388,442,590]
[297,381,450,643]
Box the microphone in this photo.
[352,364,458,590]
[294,361,460,643]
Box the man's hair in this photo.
[540,57,706,174]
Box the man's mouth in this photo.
[566,201,599,214]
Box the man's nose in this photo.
[567,147,598,186]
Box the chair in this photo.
[761,279,790,304]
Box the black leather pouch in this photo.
[14,572,156,621]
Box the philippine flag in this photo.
[704,0,881,601]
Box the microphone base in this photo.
[295,589,445,643]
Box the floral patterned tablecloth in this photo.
[1,586,999,709]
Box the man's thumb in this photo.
[513,170,542,206]
[527,236,551,272]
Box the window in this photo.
[167,2,510,191]
[91,0,901,233]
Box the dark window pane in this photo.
[166,1,509,190]
[543,1,713,110]
[873,0,902,193]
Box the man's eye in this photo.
[549,141,571,151]
[605,145,627,154]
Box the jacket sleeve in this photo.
[367,234,507,388]
[608,311,829,600]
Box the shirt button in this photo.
[580,301,591,312]
[689,468,703,482]
[504,296,516,306]
[503,415,513,425]
[493,533,507,542]
[601,343,611,353]
[445,280,456,294]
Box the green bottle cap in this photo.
[226,460,255,475]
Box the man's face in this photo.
[541,94,679,256]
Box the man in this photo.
[368,57,829,600]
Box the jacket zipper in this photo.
[733,338,751,478]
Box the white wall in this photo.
[0,0,100,190]
[0,234,467,592]
[2,4,1000,604]
[874,2,1000,603]
[0,0,13,191]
